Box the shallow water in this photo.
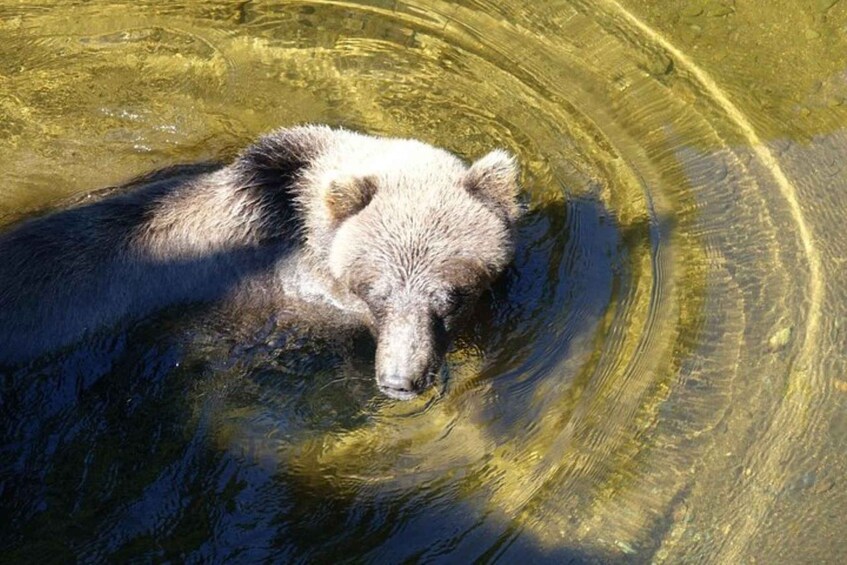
[1,1,846,562]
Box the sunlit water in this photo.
[1,1,846,562]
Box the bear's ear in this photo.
[464,149,522,223]
[324,175,378,223]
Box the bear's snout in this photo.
[374,306,447,400]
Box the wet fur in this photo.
[0,126,520,397]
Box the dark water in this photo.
[1,1,846,562]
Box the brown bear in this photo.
[0,126,521,399]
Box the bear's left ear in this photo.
[324,175,378,223]
[464,149,522,223]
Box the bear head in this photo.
[237,126,522,400]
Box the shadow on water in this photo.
[0,175,656,562]
[0,159,310,367]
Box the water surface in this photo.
[1,1,846,562]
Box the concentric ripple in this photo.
[1,1,844,562]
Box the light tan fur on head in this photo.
[284,127,522,399]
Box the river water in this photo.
[1,1,845,562]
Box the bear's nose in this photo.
[374,306,444,400]
[378,374,421,401]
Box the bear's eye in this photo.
[353,280,373,298]
[435,286,473,317]
[353,279,391,306]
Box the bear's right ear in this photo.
[464,149,522,223]
[324,175,378,223]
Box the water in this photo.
[1,1,846,562]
